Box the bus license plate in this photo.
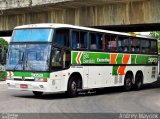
[20,84,28,88]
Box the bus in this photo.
[6,23,158,97]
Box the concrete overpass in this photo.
[0,0,160,36]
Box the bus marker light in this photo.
[130,34,136,37]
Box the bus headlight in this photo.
[6,77,14,80]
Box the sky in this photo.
[135,32,150,36]
[0,37,11,42]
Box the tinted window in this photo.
[54,29,69,47]
[130,38,140,53]
[141,39,150,53]
[117,36,129,52]
[89,32,103,50]
[150,40,157,54]
[109,36,117,51]
[72,30,87,49]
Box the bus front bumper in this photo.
[6,80,63,92]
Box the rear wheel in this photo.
[134,73,143,90]
[124,74,133,91]
[67,77,78,98]
[32,91,43,97]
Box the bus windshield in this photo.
[6,44,51,71]
[12,29,53,42]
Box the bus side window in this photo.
[96,33,103,50]
[118,36,129,52]
[141,39,149,54]
[80,31,87,49]
[90,33,97,50]
[54,29,69,47]
[72,30,79,49]
[109,36,117,51]
[72,30,87,49]
[63,50,71,68]
[90,32,103,50]
[150,41,157,54]
[130,38,140,53]
[105,35,110,51]
[51,48,62,69]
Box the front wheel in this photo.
[66,77,78,98]
[32,91,43,97]
[124,74,133,91]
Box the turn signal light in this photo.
[43,78,48,82]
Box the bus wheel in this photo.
[32,91,43,97]
[67,77,78,98]
[134,73,143,90]
[124,74,132,91]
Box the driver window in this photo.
[51,48,62,68]
[51,48,71,69]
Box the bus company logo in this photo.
[83,52,89,59]
[31,73,43,78]
[148,58,157,63]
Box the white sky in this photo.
[135,32,150,36]
[0,37,11,42]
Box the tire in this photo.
[67,77,78,98]
[32,91,43,97]
[124,74,133,91]
[134,73,143,90]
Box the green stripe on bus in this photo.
[116,54,123,64]
[72,51,158,65]
[112,66,119,75]
[12,71,50,78]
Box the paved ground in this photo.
[0,80,160,114]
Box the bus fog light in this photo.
[39,85,44,88]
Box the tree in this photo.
[0,38,8,65]
[150,31,160,40]
[150,32,160,53]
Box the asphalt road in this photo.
[0,82,160,119]
[0,80,160,114]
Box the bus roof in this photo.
[14,23,156,40]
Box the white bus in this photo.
[6,23,158,97]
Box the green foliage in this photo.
[150,32,160,40]
[0,38,8,65]
[150,32,160,54]
[0,71,6,81]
